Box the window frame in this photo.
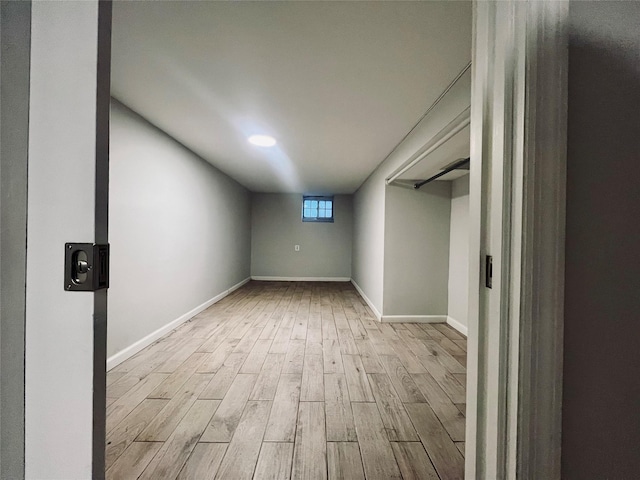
[301,195,334,223]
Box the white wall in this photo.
[108,100,251,361]
[352,68,471,317]
[383,183,451,317]
[251,193,352,279]
[447,175,469,328]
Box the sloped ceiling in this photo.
[111,1,471,194]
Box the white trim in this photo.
[467,2,567,479]
[251,276,350,282]
[446,316,468,336]
[106,277,250,370]
[511,2,567,478]
[349,279,382,321]
[381,315,447,324]
[386,107,471,185]
[227,277,251,294]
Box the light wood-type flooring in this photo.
[106,281,466,479]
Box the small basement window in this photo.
[302,195,334,223]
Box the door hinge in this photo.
[64,243,109,291]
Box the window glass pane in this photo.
[302,196,333,221]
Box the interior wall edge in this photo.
[447,175,470,328]
[350,279,382,321]
[106,276,250,371]
[446,316,468,337]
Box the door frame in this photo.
[7,1,112,478]
[93,2,112,477]
[0,2,31,478]
[466,1,568,479]
[4,0,569,477]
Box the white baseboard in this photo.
[350,279,382,321]
[447,315,468,336]
[381,315,448,323]
[228,277,251,293]
[251,276,350,282]
[106,277,251,371]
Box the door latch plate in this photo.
[485,255,493,289]
[64,243,109,291]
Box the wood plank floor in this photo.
[106,281,466,479]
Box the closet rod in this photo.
[413,157,470,189]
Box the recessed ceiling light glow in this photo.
[248,134,276,147]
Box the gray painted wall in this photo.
[562,2,640,478]
[108,100,251,359]
[251,193,352,279]
[447,175,469,327]
[383,183,451,316]
[352,68,471,316]
[0,2,30,477]
[352,177,386,313]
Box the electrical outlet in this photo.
[294,245,300,252]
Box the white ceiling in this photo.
[111,1,472,194]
